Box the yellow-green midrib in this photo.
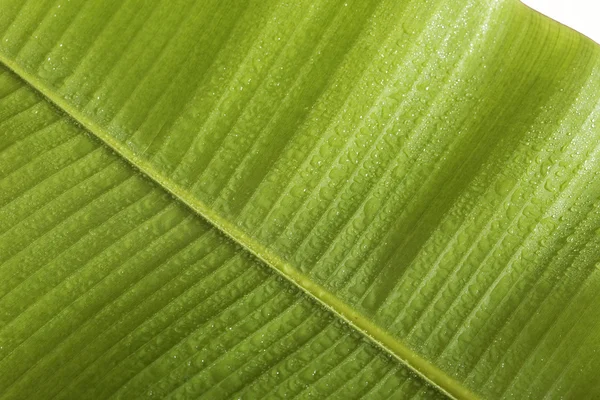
[0,68,445,400]
[1,0,600,398]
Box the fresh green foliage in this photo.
[1,0,600,399]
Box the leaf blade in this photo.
[0,67,444,399]
[1,0,600,398]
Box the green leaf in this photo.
[0,68,442,399]
[0,0,599,399]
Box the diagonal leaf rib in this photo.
[0,52,475,400]
[2,0,600,398]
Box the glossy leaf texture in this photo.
[1,0,600,399]
[0,69,442,399]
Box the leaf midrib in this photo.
[0,53,478,400]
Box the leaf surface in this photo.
[0,68,443,399]
[1,0,600,399]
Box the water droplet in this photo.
[495,177,514,196]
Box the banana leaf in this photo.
[0,0,599,398]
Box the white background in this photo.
[522,0,600,44]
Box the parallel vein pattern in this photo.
[0,69,443,399]
[1,0,600,398]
